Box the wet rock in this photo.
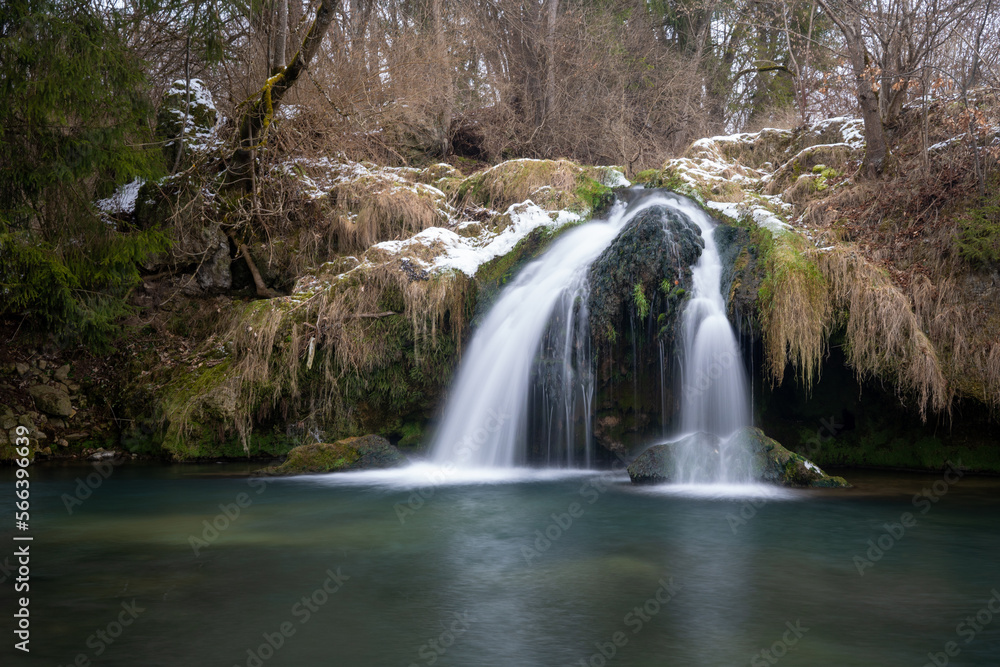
[28,385,73,417]
[626,428,849,487]
[258,435,406,476]
[731,427,850,488]
[627,432,722,484]
[88,449,117,461]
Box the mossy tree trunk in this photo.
[226,0,338,187]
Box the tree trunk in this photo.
[544,0,559,120]
[815,0,888,174]
[227,0,338,186]
[844,18,888,174]
[271,0,288,75]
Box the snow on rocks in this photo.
[371,201,580,277]
[96,178,145,216]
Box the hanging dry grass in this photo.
[329,177,449,251]
[759,234,832,389]
[212,258,472,450]
[818,246,951,419]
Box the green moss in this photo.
[956,197,1000,268]
[633,283,649,319]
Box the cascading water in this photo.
[667,199,752,483]
[429,192,752,480]
[430,194,674,468]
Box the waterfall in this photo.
[430,194,673,468]
[429,192,751,476]
[668,199,752,483]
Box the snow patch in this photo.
[373,201,580,277]
[96,178,144,215]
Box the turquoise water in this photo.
[2,463,1000,666]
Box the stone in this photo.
[88,449,117,460]
[57,439,69,447]
[626,427,849,488]
[65,432,89,442]
[156,78,218,167]
[731,427,850,488]
[15,362,29,376]
[627,432,722,484]
[258,435,406,476]
[54,364,71,382]
[28,385,73,417]
[37,360,48,370]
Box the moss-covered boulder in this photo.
[626,427,849,487]
[156,79,218,167]
[587,202,704,446]
[28,384,73,417]
[627,432,722,484]
[259,435,406,475]
[732,426,850,487]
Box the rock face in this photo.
[626,427,849,487]
[28,385,73,417]
[259,435,406,475]
[588,202,705,452]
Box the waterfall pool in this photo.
[5,463,999,666]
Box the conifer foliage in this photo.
[0,0,167,348]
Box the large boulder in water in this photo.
[627,432,721,484]
[626,427,850,487]
[734,427,850,487]
[258,435,406,476]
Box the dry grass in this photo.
[213,259,471,449]
[458,158,584,211]
[329,177,448,251]
[760,235,832,389]
[818,246,951,419]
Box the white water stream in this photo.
[430,193,751,476]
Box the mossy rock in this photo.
[626,428,849,487]
[156,79,217,167]
[730,426,850,487]
[587,204,703,345]
[259,435,406,475]
[627,432,722,484]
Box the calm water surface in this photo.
[2,463,999,666]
